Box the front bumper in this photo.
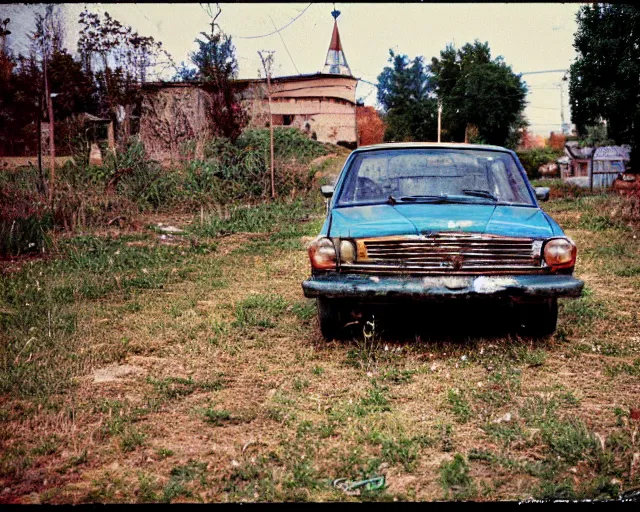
[302,273,584,300]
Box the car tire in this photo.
[317,297,344,341]
[516,298,558,338]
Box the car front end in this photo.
[302,143,584,339]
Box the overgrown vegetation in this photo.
[0,129,327,258]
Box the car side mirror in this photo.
[320,185,334,199]
[535,187,550,202]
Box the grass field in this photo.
[1,160,639,503]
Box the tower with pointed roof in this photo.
[322,8,351,76]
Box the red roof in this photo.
[329,21,342,52]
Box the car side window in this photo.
[489,158,531,203]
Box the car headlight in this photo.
[339,240,356,264]
[543,238,577,270]
[308,237,336,270]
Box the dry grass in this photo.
[1,166,640,503]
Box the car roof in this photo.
[352,142,512,153]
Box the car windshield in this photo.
[336,148,535,207]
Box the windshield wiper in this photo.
[398,195,449,203]
[461,189,498,201]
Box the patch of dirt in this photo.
[92,364,145,384]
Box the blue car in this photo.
[302,143,584,339]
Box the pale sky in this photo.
[3,2,581,136]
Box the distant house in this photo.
[591,145,630,188]
[562,142,630,188]
[563,142,593,180]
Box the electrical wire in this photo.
[269,14,299,74]
[235,3,313,39]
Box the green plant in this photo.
[439,454,474,499]
[517,147,564,179]
[232,294,289,329]
[120,427,146,452]
[202,407,232,426]
[447,389,472,423]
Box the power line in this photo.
[269,14,299,74]
[235,3,312,39]
[520,69,567,75]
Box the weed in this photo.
[447,389,472,424]
[509,346,546,367]
[147,375,224,400]
[194,199,315,238]
[381,368,415,385]
[481,422,525,447]
[137,472,160,503]
[311,366,324,376]
[317,421,337,438]
[359,383,391,413]
[380,435,426,472]
[468,448,520,471]
[293,378,310,392]
[604,358,640,378]
[0,445,32,478]
[291,300,316,322]
[296,420,314,437]
[615,265,640,277]
[31,435,60,456]
[170,460,208,484]
[519,395,559,427]
[440,424,455,453]
[156,448,174,459]
[162,481,193,503]
[560,287,607,332]
[232,294,289,329]
[542,418,597,465]
[202,407,233,426]
[439,454,474,500]
[121,427,146,452]
[473,365,522,408]
[533,480,577,500]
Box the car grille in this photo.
[342,233,544,275]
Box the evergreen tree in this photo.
[188,25,246,141]
[376,50,438,142]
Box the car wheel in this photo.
[516,298,558,338]
[317,297,344,341]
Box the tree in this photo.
[376,50,438,142]
[568,4,640,166]
[430,40,528,147]
[172,61,198,82]
[77,10,171,83]
[77,10,173,148]
[48,50,97,122]
[188,5,247,141]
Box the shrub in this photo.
[0,184,51,258]
[1,129,328,244]
[517,147,563,179]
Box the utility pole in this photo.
[37,83,45,196]
[258,50,276,199]
[43,54,56,205]
[437,101,442,143]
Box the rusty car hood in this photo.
[329,203,556,239]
